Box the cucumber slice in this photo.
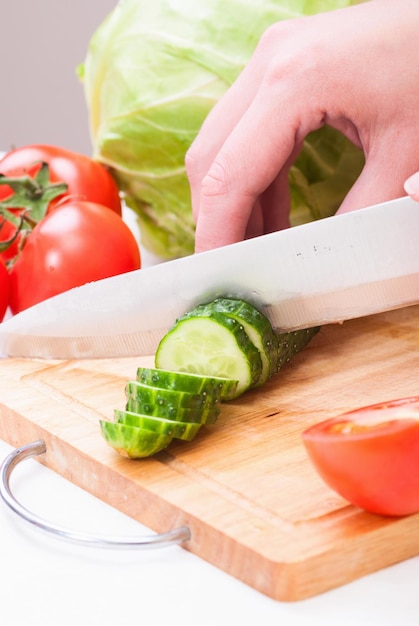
[125,396,220,424]
[136,367,239,400]
[114,409,202,442]
[100,420,173,458]
[188,298,279,387]
[126,380,220,409]
[115,410,201,441]
[155,312,262,398]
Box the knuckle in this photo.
[201,160,230,198]
[256,21,322,90]
[257,22,284,51]
[185,145,231,198]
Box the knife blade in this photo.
[0,195,418,359]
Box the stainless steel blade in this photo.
[1,195,418,359]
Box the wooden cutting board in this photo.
[1,305,419,601]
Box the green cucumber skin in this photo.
[274,327,320,372]
[125,396,220,424]
[114,409,202,442]
[100,420,173,458]
[136,367,238,399]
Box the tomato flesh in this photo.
[302,397,419,517]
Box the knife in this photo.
[0,195,418,360]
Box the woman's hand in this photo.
[186,0,419,252]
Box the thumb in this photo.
[404,172,419,201]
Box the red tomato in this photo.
[9,201,141,314]
[0,144,121,214]
[302,397,419,517]
[0,256,10,321]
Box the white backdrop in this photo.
[1,0,117,155]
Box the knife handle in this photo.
[0,440,191,549]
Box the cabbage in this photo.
[81,0,364,259]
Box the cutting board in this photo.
[1,305,419,602]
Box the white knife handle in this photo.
[0,440,191,549]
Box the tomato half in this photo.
[0,144,121,214]
[0,256,10,321]
[302,397,419,517]
[9,201,141,314]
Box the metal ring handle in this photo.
[0,440,191,549]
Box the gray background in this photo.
[1,0,117,155]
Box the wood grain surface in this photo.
[0,305,419,601]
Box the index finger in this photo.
[193,82,323,252]
[186,48,267,220]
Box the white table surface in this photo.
[0,438,418,626]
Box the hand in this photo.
[186,0,419,252]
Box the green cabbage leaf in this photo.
[81,0,364,259]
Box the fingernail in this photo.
[404,171,419,199]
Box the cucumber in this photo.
[155,312,262,398]
[100,420,173,458]
[136,367,239,400]
[125,396,220,424]
[114,409,202,442]
[275,327,320,373]
[188,298,279,387]
[100,297,319,460]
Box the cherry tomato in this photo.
[0,144,121,214]
[9,201,141,314]
[0,256,10,321]
[302,397,419,517]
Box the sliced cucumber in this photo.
[126,380,220,409]
[114,409,202,442]
[125,396,220,424]
[155,312,262,398]
[100,420,173,458]
[136,366,239,400]
[188,298,279,387]
[101,297,319,460]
